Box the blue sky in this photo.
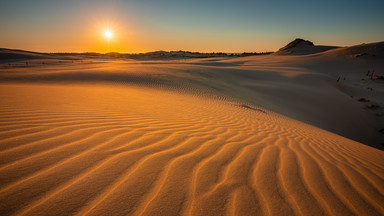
[0,0,383,52]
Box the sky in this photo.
[0,0,383,53]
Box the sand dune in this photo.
[274,38,339,55]
[0,48,57,60]
[0,46,384,215]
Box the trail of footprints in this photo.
[0,87,384,216]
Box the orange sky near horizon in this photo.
[6,16,280,54]
[2,15,280,53]
[1,0,383,53]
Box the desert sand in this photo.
[0,41,384,215]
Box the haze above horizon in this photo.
[1,0,383,53]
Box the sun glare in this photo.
[104,30,113,39]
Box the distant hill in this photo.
[274,38,384,57]
[274,38,339,55]
[0,48,52,60]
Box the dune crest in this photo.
[274,38,338,55]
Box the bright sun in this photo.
[104,30,113,39]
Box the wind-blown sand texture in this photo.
[0,44,384,215]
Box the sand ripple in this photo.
[0,84,383,216]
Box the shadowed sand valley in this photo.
[0,41,384,215]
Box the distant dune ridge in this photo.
[275,38,384,57]
[0,39,384,215]
[275,38,338,55]
[0,48,54,60]
[324,41,384,58]
[1,39,383,59]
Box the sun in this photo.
[104,30,113,39]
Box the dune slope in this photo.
[0,53,384,215]
[0,83,383,216]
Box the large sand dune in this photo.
[0,45,384,215]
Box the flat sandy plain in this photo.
[0,45,384,215]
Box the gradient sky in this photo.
[1,0,383,53]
